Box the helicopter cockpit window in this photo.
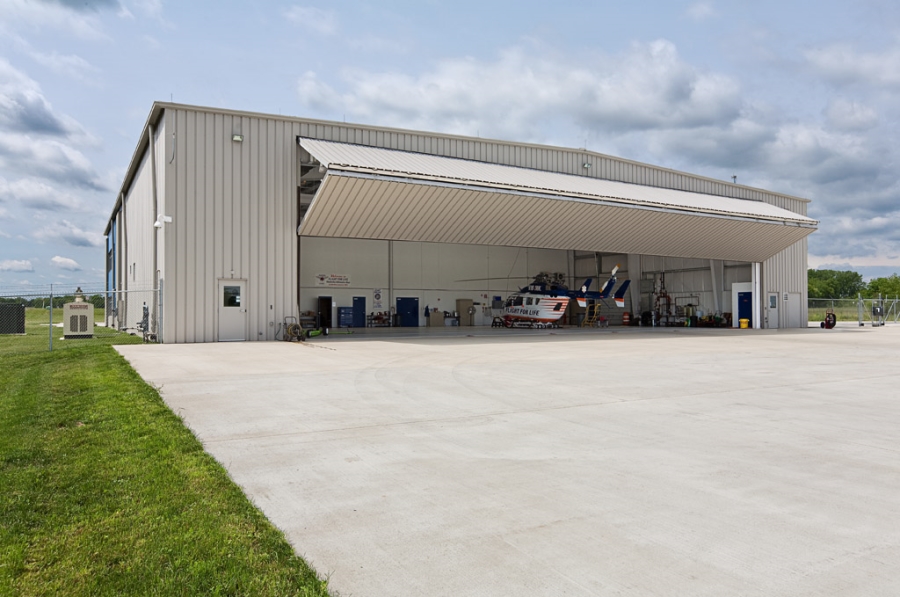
[513,296,523,306]
[526,297,533,306]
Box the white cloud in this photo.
[805,42,900,88]
[0,59,104,189]
[6,34,101,83]
[686,1,716,21]
[51,255,81,270]
[297,41,742,141]
[0,0,110,40]
[31,51,100,83]
[0,133,105,189]
[824,98,878,131]
[0,259,34,272]
[0,177,82,210]
[34,219,104,247]
[284,6,337,35]
[0,58,74,136]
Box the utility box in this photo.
[337,307,353,328]
[0,303,26,334]
[63,288,94,339]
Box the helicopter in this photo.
[497,266,631,328]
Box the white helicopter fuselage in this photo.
[502,292,570,326]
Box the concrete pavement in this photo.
[117,325,900,596]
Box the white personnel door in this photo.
[767,293,779,329]
[218,279,247,341]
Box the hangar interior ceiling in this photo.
[298,148,324,221]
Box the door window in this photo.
[223,286,241,307]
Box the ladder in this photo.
[581,304,608,328]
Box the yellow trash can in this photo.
[739,318,749,329]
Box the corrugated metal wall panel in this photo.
[158,107,299,342]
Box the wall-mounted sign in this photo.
[373,288,383,310]
[315,273,350,287]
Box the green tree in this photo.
[865,274,900,298]
[808,269,866,299]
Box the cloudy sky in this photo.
[1,0,898,286]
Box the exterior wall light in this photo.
[232,134,243,142]
[582,162,591,169]
[154,214,173,229]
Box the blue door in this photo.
[738,292,752,326]
[396,297,419,327]
[352,296,366,328]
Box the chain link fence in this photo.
[0,284,160,353]
[809,296,899,327]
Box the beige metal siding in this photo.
[764,237,809,326]
[119,137,160,332]
[161,107,298,343]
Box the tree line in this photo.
[809,269,900,299]
[0,294,106,309]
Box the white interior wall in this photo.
[299,238,570,326]
[635,256,751,317]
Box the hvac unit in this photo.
[63,288,94,339]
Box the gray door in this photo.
[218,280,247,341]
[767,293,779,329]
[787,293,801,328]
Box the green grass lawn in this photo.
[0,315,330,595]
[1,308,145,356]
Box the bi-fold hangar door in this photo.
[296,138,816,264]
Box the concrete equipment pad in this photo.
[117,326,900,596]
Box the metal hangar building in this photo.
[103,102,817,343]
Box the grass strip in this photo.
[0,339,330,596]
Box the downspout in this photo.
[121,191,127,331]
[149,122,160,339]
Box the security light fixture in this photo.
[232,134,244,142]
[154,214,173,228]
[583,162,591,169]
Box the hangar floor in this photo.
[117,325,900,596]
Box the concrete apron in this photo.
[117,325,900,597]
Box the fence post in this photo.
[49,285,53,352]
[858,293,863,327]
